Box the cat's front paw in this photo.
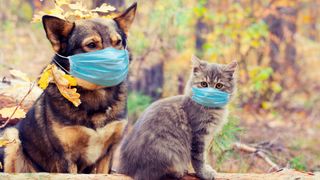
[196,164,217,180]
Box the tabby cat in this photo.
[118,56,237,180]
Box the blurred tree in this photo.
[307,2,318,41]
[283,5,298,73]
[195,0,209,55]
[265,1,299,89]
[264,6,283,74]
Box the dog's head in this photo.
[42,3,137,89]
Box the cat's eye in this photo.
[115,39,122,46]
[87,42,97,49]
[215,83,223,89]
[200,82,208,87]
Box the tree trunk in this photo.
[264,6,283,73]
[308,4,318,41]
[194,0,211,56]
[129,51,164,100]
[264,2,298,88]
[282,6,298,73]
[195,17,207,53]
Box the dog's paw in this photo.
[196,164,217,180]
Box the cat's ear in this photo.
[191,55,205,74]
[224,60,237,76]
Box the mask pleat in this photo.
[66,47,129,87]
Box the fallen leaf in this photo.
[10,69,31,82]
[0,106,26,119]
[0,139,11,148]
[57,86,81,107]
[55,0,71,6]
[63,74,77,87]
[68,2,87,11]
[51,65,81,107]
[38,64,81,107]
[38,64,54,89]
[91,3,116,13]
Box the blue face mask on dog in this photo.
[55,47,129,87]
[191,87,230,108]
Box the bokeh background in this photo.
[0,0,320,173]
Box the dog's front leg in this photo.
[93,150,114,173]
[92,120,127,173]
[68,162,78,173]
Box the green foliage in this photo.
[201,3,269,61]
[210,115,243,166]
[0,0,33,22]
[19,2,33,21]
[289,156,307,171]
[239,66,282,110]
[128,0,194,56]
[128,92,152,117]
[250,67,273,91]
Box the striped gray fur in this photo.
[118,56,237,180]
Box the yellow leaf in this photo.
[68,2,87,11]
[10,69,30,82]
[261,101,272,110]
[57,86,81,107]
[91,3,116,13]
[0,139,11,148]
[51,65,70,86]
[37,64,80,107]
[55,0,71,6]
[38,64,53,90]
[51,65,81,107]
[63,74,77,87]
[31,14,42,23]
[0,107,26,119]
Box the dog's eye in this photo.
[200,82,208,87]
[87,42,97,49]
[215,83,223,89]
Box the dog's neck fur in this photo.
[44,79,127,129]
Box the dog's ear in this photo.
[114,2,137,34]
[42,15,74,52]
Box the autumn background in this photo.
[0,0,320,173]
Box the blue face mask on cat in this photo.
[191,87,230,108]
[55,47,129,87]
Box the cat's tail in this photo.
[117,150,165,180]
[133,169,177,180]
[118,155,181,180]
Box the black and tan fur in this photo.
[2,2,137,173]
[118,56,237,180]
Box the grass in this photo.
[289,156,307,171]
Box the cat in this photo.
[118,55,237,180]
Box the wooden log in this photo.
[0,169,317,180]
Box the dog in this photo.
[1,2,137,173]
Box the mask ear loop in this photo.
[124,44,129,58]
[53,53,71,74]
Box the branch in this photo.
[233,142,281,172]
[0,81,35,129]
